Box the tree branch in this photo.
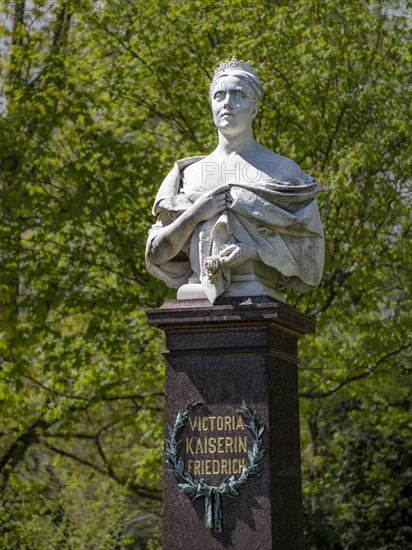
[0,417,52,486]
[41,441,162,501]
[299,344,410,399]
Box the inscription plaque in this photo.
[185,412,247,477]
[165,401,265,533]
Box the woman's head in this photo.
[209,57,263,109]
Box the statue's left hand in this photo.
[218,244,258,267]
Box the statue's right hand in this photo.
[191,184,230,222]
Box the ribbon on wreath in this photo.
[205,488,223,533]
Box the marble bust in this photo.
[146,57,324,303]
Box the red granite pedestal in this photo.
[146,296,315,550]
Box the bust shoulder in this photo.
[181,146,305,189]
[182,156,210,180]
[181,153,223,191]
[249,145,302,181]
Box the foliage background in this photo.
[0,0,410,548]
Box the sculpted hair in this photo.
[209,57,263,107]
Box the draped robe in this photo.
[146,156,324,302]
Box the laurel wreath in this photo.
[165,401,265,533]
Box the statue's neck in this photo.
[215,128,258,156]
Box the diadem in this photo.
[213,56,259,80]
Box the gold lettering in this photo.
[208,437,216,453]
[195,438,204,454]
[185,414,249,479]
[236,416,245,430]
[225,436,234,453]
[238,436,247,453]
[186,438,194,454]
[224,416,231,430]
[185,435,250,456]
[188,457,247,477]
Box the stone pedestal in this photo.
[146,296,315,550]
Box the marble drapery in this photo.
[146,157,324,302]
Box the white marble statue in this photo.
[146,57,324,303]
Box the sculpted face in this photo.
[210,73,258,136]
